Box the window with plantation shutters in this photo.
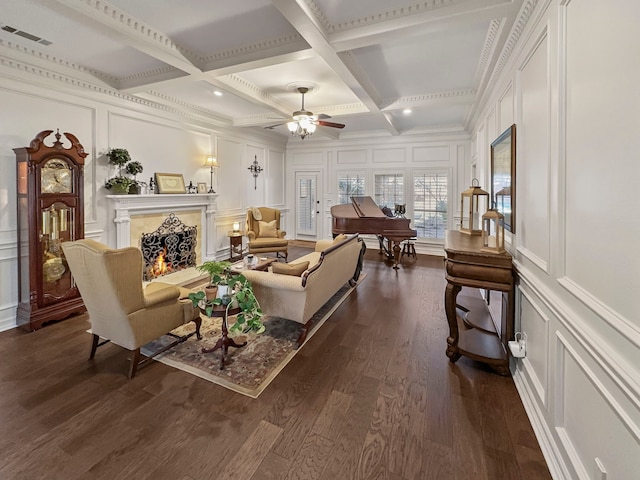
[374,173,404,209]
[413,170,449,240]
[337,173,365,205]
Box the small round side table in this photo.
[201,305,246,370]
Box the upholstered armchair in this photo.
[61,239,201,378]
[245,207,288,260]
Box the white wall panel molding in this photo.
[517,246,548,273]
[291,151,325,165]
[411,144,455,165]
[286,133,470,153]
[517,26,551,273]
[517,265,640,413]
[337,149,367,164]
[512,367,570,480]
[558,276,640,351]
[372,147,405,164]
[555,332,640,479]
[267,149,286,207]
[497,82,514,133]
[0,232,17,261]
[519,285,550,408]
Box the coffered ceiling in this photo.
[0,0,528,140]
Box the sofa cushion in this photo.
[258,220,278,237]
[272,261,309,276]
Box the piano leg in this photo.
[392,240,402,270]
[376,234,395,260]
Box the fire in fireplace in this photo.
[140,213,197,281]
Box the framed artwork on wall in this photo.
[490,124,516,233]
[155,173,186,194]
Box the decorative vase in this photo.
[128,183,141,194]
[217,284,228,298]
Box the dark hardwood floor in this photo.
[0,243,552,480]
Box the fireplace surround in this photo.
[107,194,219,272]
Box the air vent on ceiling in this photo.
[1,24,53,46]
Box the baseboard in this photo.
[512,365,571,480]
[0,315,16,333]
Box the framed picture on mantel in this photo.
[155,173,186,194]
[490,124,516,233]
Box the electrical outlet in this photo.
[508,331,526,358]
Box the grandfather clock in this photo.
[14,130,87,331]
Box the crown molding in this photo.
[380,89,477,110]
[305,0,461,34]
[0,37,117,86]
[473,18,504,87]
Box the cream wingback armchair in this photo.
[246,207,288,260]
[62,239,201,378]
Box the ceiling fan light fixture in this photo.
[287,119,316,139]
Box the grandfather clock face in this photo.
[41,157,73,194]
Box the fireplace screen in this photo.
[141,213,197,280]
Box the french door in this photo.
[295,172,319,239]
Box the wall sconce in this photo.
[203,155,218,193]
[247,155,263,190]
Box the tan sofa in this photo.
[242,234,365,347]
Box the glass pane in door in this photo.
[296,173,317,237]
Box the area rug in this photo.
[141,274,365,398]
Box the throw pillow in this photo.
[272,261,310,277]
[333,234,348,244]
[258,220,278,238]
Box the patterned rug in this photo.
[141,275,365,398]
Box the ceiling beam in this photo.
[271,0,399,135]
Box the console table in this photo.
[443,230,515,375]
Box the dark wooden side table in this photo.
[228,231,243,262]
[443,230,515,375]
[201,304,246,370]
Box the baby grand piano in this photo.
[331,196,417,269]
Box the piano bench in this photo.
[401,238,417,259]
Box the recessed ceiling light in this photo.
[403,108,412,115]
[213,90,223,97]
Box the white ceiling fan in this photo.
[265,86,345,139]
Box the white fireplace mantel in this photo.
[107,193,219,259]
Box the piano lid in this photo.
[350,196,386,218]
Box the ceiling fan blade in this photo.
[317,113,332,119]
[317,120,345,129]
[264,122,287,129]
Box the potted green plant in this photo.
[125,160,144,194]
[188,261,264,334]
[196,260,232,299]
[105,148,134,195]
[105,176,135,194]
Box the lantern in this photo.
[232,222,240,233]
[481,208,505,253]
[460,179,489,235]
